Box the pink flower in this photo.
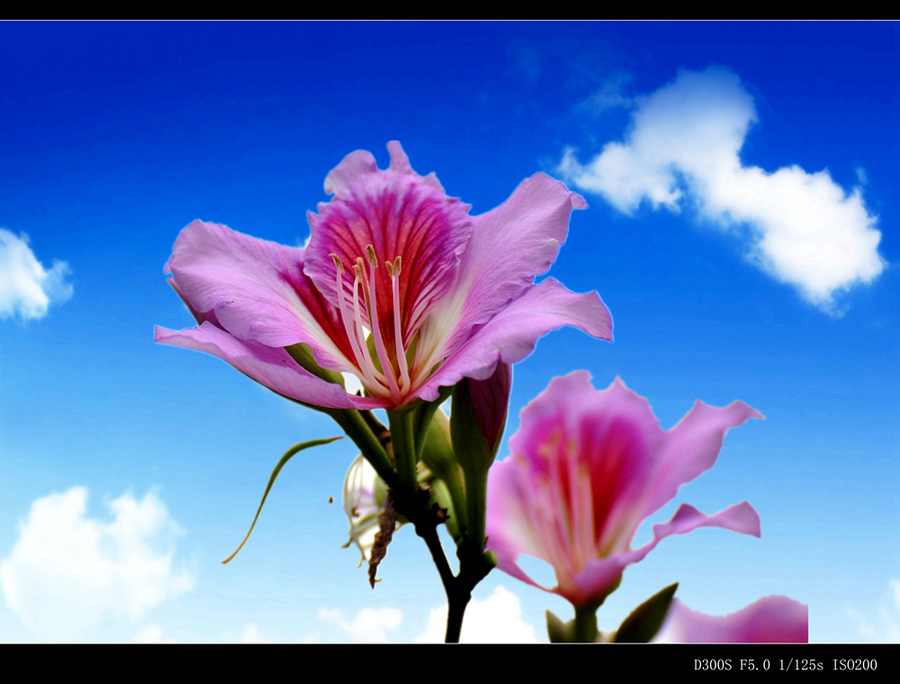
[654,596,808,642]
[154,142,612,410]
[486,371,763,608]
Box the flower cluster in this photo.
[157,141,807,643]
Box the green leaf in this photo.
[546,609,575,643]
[614,582,678,643]
[222,436,342,564]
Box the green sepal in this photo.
[223,436,342,563]
[285,343,346,387]
[546,609,575,643]
[613,582,679,643]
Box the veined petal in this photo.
[565,502,761,607]
[647,400,764,517]
[154,322,386,410]
[429,172,587,357]
[415,278,612,402]
[166,220,356,374]
[656,596,808,643]
[486,371,762,609]
[305,142,473,354]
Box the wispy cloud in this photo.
[317,606,402,642]
[0,229,73,322]
[559,66,886,315]
[0,487,194,640]
[848,578,900,642]
[414,585,538,643]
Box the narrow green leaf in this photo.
[614,582,678,643]
[222,436,342,564]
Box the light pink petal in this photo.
[305,142,473,355]
[414,278,612,403]
[154,322,387,411]
[165,220,356,373]
[656,596,808,643]
[565,502,760,607]
[647,400,764,517]
[433,173,588,355]
[486,455,548,564]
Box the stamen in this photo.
[351,267,386,390]
[388,257,411,393]
[364,245,401,403]
[332,253,381,391]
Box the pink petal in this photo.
[656,596,808,643]
[647,400,764,517]
[433,173,588,356]
[304,141,473,354]
[566,502,761,607]
[154,322,386,411]
[415,279,612,403]
[165,220,356,374]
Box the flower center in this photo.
[331,245,411,404]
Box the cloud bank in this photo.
[559,66,886,314]
[414,585,538,643]
[0,229,73,322]
[0,487,194,640]
[318,606,402,642]
[848,578,900,642]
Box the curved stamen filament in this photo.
[331,254,381,391]
[329,247,414,404]
[351,260,388,389]
[386,256,411,394]
[365,246,401,404]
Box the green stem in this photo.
[387,409,418,493]
[574,603,599,643]
[326,408,398,490]
[460,463,488,555]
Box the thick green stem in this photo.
[574,603,599,643]
[460,463,488,554]
[387,409,418,492]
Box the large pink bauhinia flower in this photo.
[486,371,763,609]
[154,142,612,410]
[655,596,808,642]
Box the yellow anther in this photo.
[366,244,378,267]
[330,253,345,274]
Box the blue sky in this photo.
[0,21,896,642]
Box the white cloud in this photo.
[0,487,194,640]
[559,66,886,315]
[239,623,268,643]
[0,229,73,322]
[848,578,900,642]
[414,585,538,643]
[134,623,167,643]
[317,606,402,642]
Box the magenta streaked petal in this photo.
[647,400,764,517]
[564,502,760,608]
[154,322,387,411]
[486,371,761,609]
[433,173,588,355]
[656,596,808,643]
[305,142,473,352]
[416,279,612,403]
[165,220,356,373]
